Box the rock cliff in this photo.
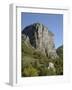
[22,23,58,58]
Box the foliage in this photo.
[21,38,63,77]
[22,65,39,77]
[56,45,63,59]
[54,58,63,75]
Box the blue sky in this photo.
[21,12,63,48]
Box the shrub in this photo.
[53,58,63,75]
[22,65,39,77]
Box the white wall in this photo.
[0,0,72,89]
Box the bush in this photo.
[38,66,56,76]
[33,51,43,59]
[53,58,63,75]
[22,65,39,77]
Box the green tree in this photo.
[54,58,63,75]
[56,45,63,59]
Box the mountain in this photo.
[21,23,63,76]
[22,23,58,59]
[56,45,63,59]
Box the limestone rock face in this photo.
[22,23,57,58]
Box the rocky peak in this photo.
[22,23,58,58]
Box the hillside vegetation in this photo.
[21,39,63,77]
